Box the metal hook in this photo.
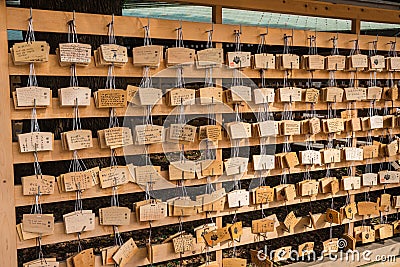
[28,7,33,21]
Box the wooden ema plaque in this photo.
[277,87,303,102]
[62,130,92,151]
[58,43,91,66]
[342,233,356,251]
[196,188,226,212]
[128,86,163,106]
[23,258,59,267]
[385,140,399,157]
[22,175,55,195]
[227,51,251,68]
[250,249,274,267]
[172,234,194,253]
[72,249,95,267]
[199,159,223,177]
[325,208,342,224]
[277,54,300,69]
[361,145,379,159]
[199,125,222,142]
[281,120,301,136]
[166,47,195,66]
[229,221,243,241]
[379,170,400,184]
[343,147,363,161]
[227,121,252,139]
[322,238,338,255]
[253,155,275,171]
[369,55,385,70]
[102,127,133,149]
[283,211,299,232]
[392,196,400,209]
[303,55,325,70]
[272,246,292,262]
[374,224,393,240]
[22,214,54,234]
[168,160,196,180]
[132,45,163,67]
[59,87,91,107]
[319,177,339,194]
[135,124,164,145]
[299,150,321,165]
[253,88,275,104]
[383,86,398,101]
[348,54,368,69]
[341,176,361,191]
[196,48,224,67]
[166,88,195,106]
[194,223,216,243]
[59,171,93,192]
[224,157,248,176]
[112,238,138,267]
[100,246,119,265]
[304,88,320,103]
[94,89,127,108]
[18,132,53,153]
[251,217,275,234]
[384,115,395,129]
[226,85,252,103]
[392,220,400,234]
[203,226,231,246]
[227,189,250,208]
[98,44,128,65]
[63,210,95,234]
[253,53,275,69]
[297,180,319,196]
[134,165,161,185]
[222,258,247,267]
[99,166,130,188]
[298,242,314,257]
[171,198,201,216]
[11,41,50,64]
[197,87,223,105]
[139,201,167,222]
[321,148,341,164]
[379,193,391,212]
[15,86,51,107]
[284,152,300,169]
[99,206,131,226]
[362,173,378,186]
[321,87,344,102]
[168,123,196,143]
[325,55,346,70]
[386,57,400,71]
[256,121,279,137]
[357,201,379,216]
[367,86,383,100]
[344,87,367,101]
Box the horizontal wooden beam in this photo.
[6,8,400,51]
[10,97,400,120]
[13,128,400,164]
[160,0,400,25]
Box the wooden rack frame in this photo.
[2,2,400,267]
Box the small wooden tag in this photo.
[251,218,275,234]
[224,157,248,176]
[349,54,368,69]
[303,55,325,70]
[16,86,51,107]
[200,159,223,177]
[250,249,274,267]
[273,246,292,261]
[169,123,196,143]
[362,173,378,186]
[99,206,131,226]
[12,41,49,64]
[324,118,344,133]
[112,238,138,267]
[325,55,346,70]
[169,161,196,180]
[22,175,55,195]
[99,44,128,64]
[22,214,54,234]
[226,86,252,103]
[325,208,342,224]
[253,88,275,104]
[58,43,91,66]
[63,130,92,150]
[166,88,196,106]
[299,150,321,165]
[95,89,127,108]
[379,170,400,184]
[59,87,91,107]
[99,166,130,188]
[166,47,195,66]
[321,87,344,102]
[135,124,164,145]
[321,148,341,164]
[253,155,275,171]
[203,227,231,246]
[343,147,364,161]
[197,87,223,104]
[172,234,194,253]
[281,120,301,136]
[369,55,385,70]
[322,238,338,255]
[229,221,243,240]
[132,45,163,67]
[227,51,251,68]
[345,87,367,101]
[72,248,95,267]
[61,171,93,191]
[103,127,133,149]
[253,53,275,69]
[63,210,95,234]
[279,54,300,69]
[342,176,361,191]
[298,242,314,257]
[139,201,167,221]
[136,87,163,106]
[134,165,161,185]
[343,202,357,219]
[297,180,319,196]
[196,48,224,67]
[256,121,279,137]
[227,121,252,139]
[283,211,299,232]
[18,132,53,153]
[277,87,303,102]
[367,86,383,100]
[227,189,250,208]
[387,57,400,71]
[357,201,379,216]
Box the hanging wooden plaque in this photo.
[386,57,400,71]
[168,161,196,180]
[303,55,325,70]
[132,45,163,67]
[166,47,195,66]
[99,206,131,226]
[251,218,275,234]
[203,226,231,246]
[197,87,223,104]
[341,176,361,191]
[253,155,275,171]
[166,88,196,106]
[135,87,163,106]
[112,238,138,267]
[139,201,167,221]
[172,234,194,253]
[11,41,50,64]
[58,43,91,66]
[59,87,91,107]
[169,123,196,143]
[253,53,275,69]
[272,246,292,261]
[277,87,303,102]
[256,121,279,137]
[379,170,400,184]
[344,87,367,101]
[367,86,383,100]
[321,148,341,164]
[196,48,224,67]
[322,238,338,255]
[227,51,251,68]
[22,214,54,234]
[99,44,128,64]
[369,55,385,70]
[224,157,248,176]
[63,210,95,234]
[94,89,127,108]
[134,124,164,145]
[227,121,252,139]
[99,166,130,188]
[279,54,300,69]
[227,189,250,208]
[362,173,378,186]
[321,87,344,102]
[349,54,368,69]
[16,86,51,107]
[281,120,301,136]
[325,55,346,70]
[226,85,252,103]
[253,88,275,104]
[357,201,379,216]
[22,175,55,195]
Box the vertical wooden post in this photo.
[0,1,17,267]
[212,5,224,266]
[351,19,361,34]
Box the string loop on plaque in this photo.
[67,11,78,44]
